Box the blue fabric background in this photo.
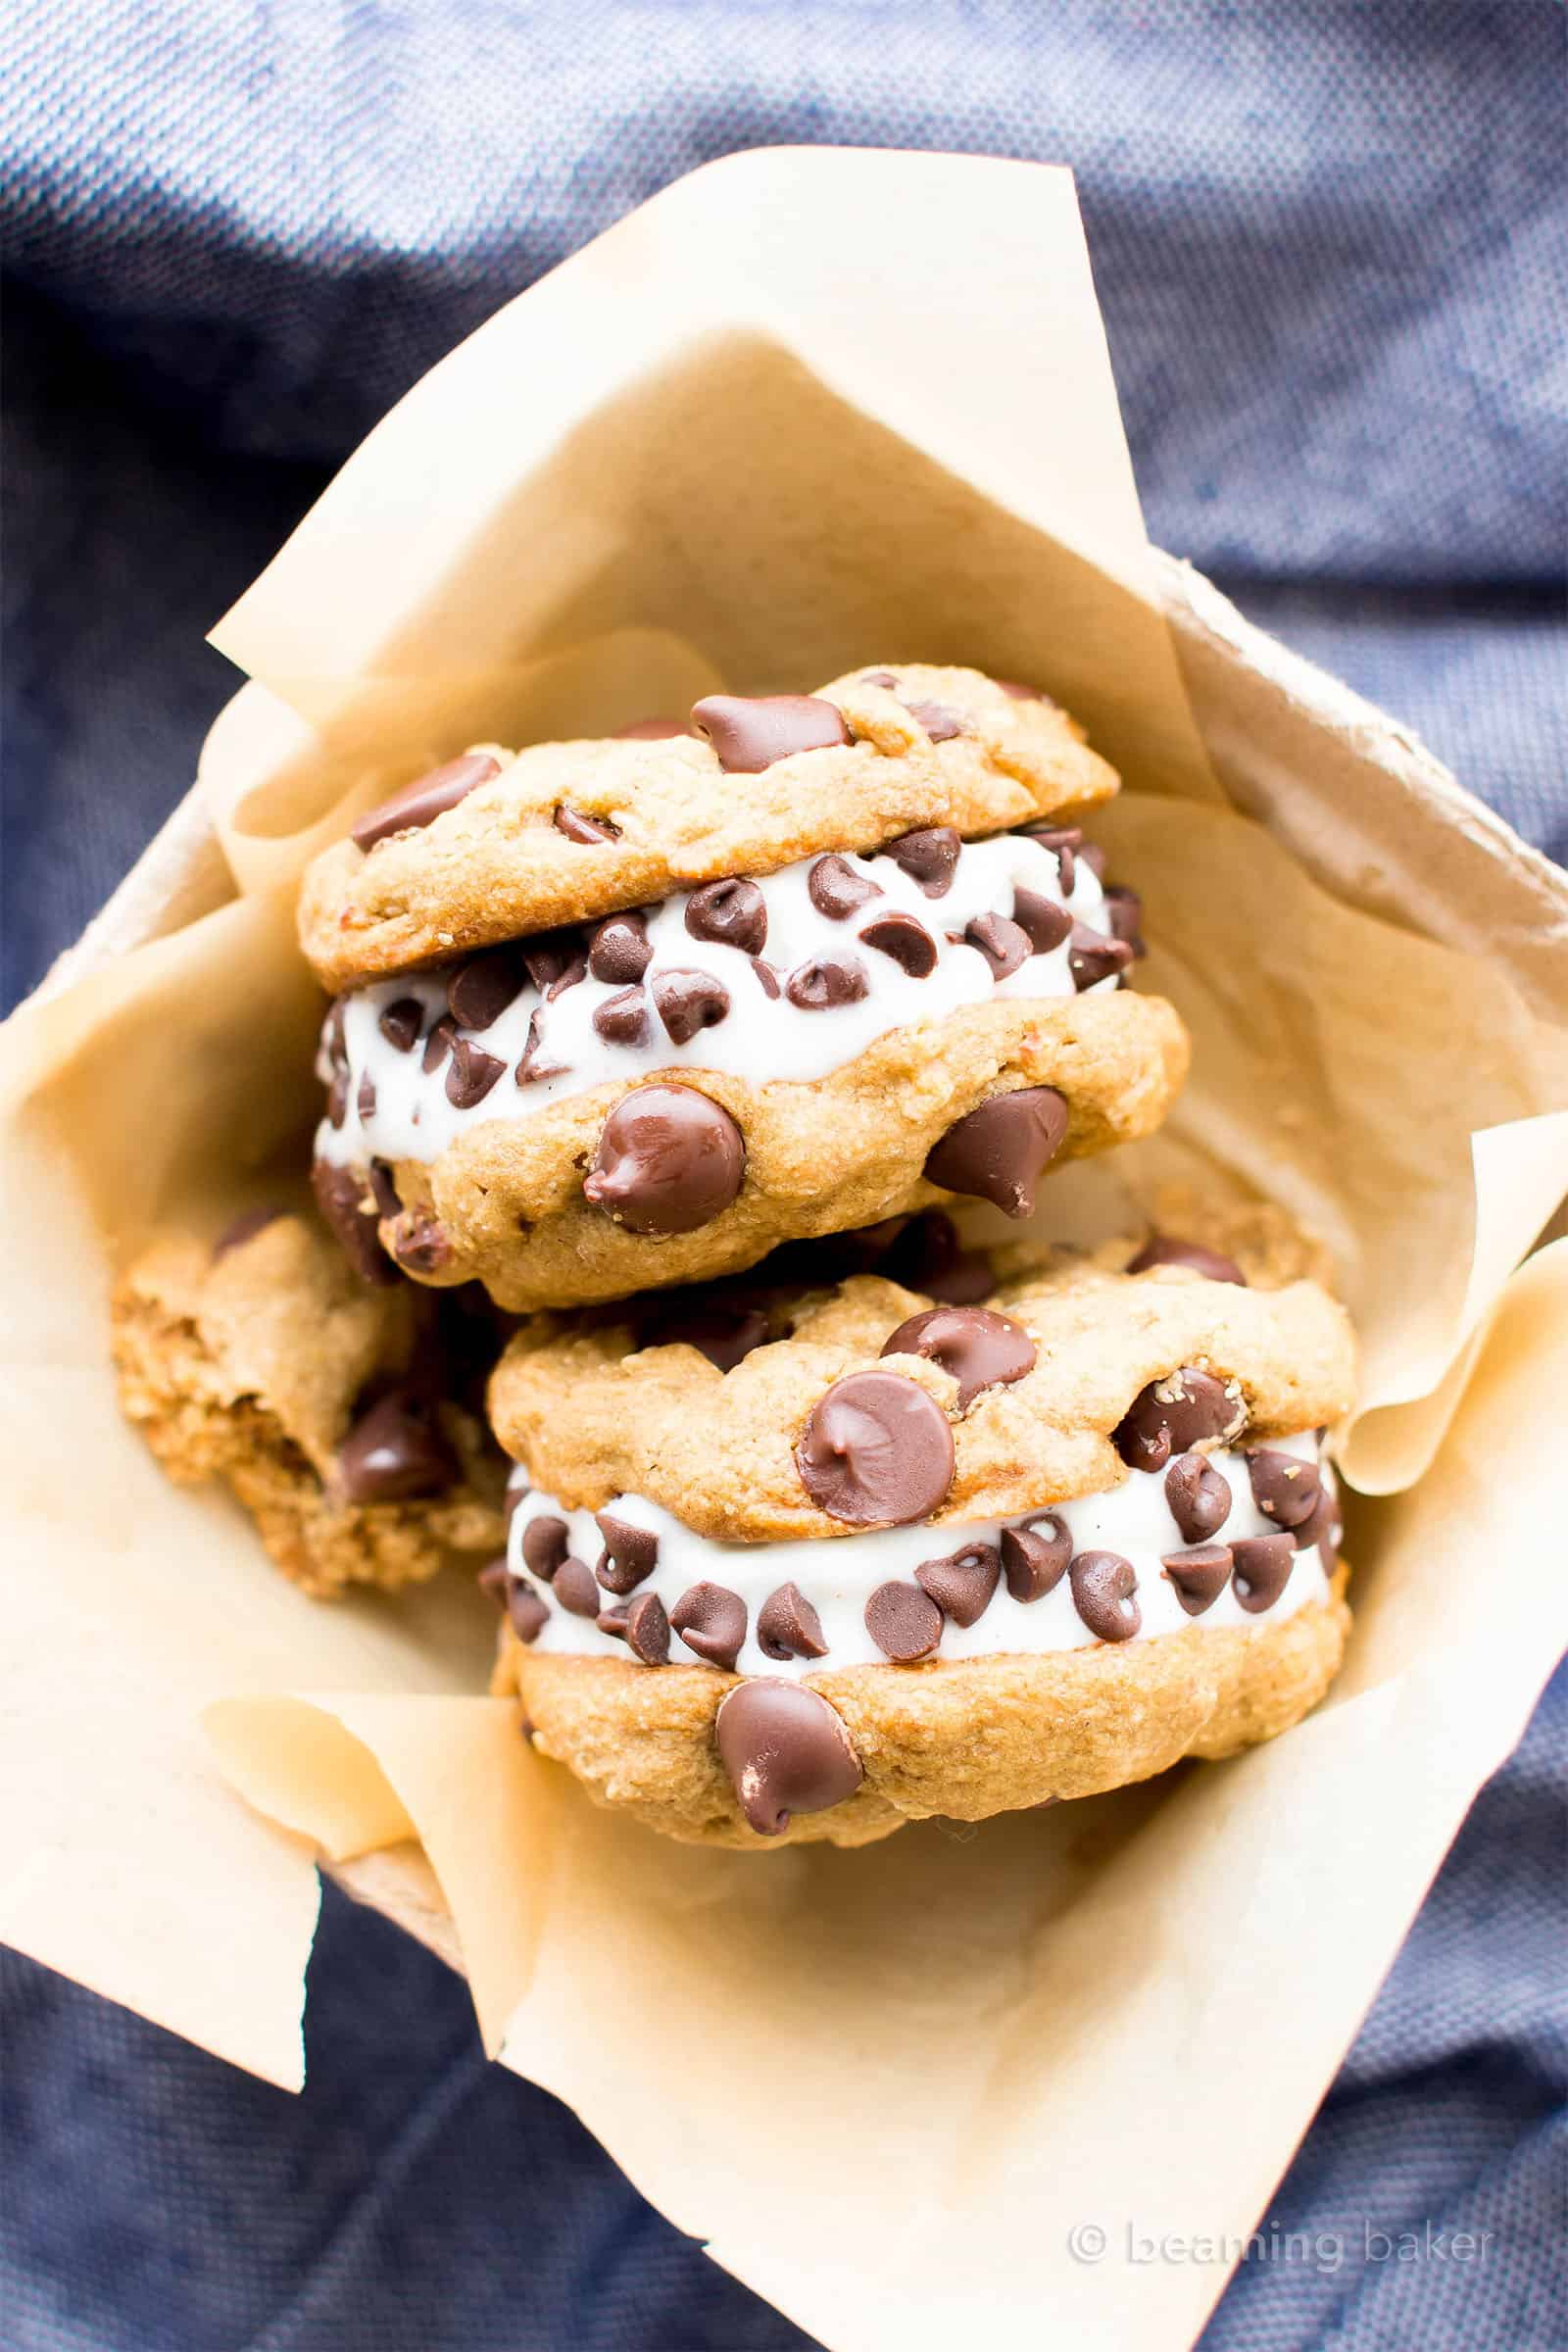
[3,3,1564,2346]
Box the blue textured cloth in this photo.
[3,4,1564,2348]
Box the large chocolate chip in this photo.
[1102,884,1147,957]
[795,1371,956,1526]
[904,698,966,742]
[507,1584,550,1643]
[554,805,620,844]
[594,1510,660,1594]
[1294,1485,1342,1574]
[757,1583,829,1661]
[588,910,654,985]
[1161,1544,1233,1616]
[714,1679,862,1836]
[923,1086,1070,1219]
[1247,1448,1323,1531]
[669,1582,748,1670]
[554,1556,602,1617]
[1127,1235,1249,1286]
[884,825,960,898]
[1023,824,1080,897]
[691,694,851,772]
[378,998,424,1052]
[882,1210,994,1304]
[1068,921,1134,991]
[1230,1535,1297,1613]
[864,1579,945,1661]
[521,1516,569,1579]
[445,1037,507,1108]
[352,753,501,852]
[1113,1368,1247,1472]
[514,1007,570,1086]
[338,1387,456,1503]
[652,968,731,1045]
[421,1013,458,1073]
[859,909,937,977]
[592,987,652,1048]
[448,947,526,1031]
[388,1208,452,1275]
[1165,1452,1233,1544]
[616,715,691,739]
[964,912,1032,980]
[622,1591,671,1664]
[785,955,868,1010]
[1010,887,1073,955]
[880,1304,1036,1409]
[1001,1513,1072,1601]
[808,855,882,919]
[311,1158,398,1286]
[584,1085,746,1235]
[1069,1550,1142,1642]
[212,1204,283,1258]
[914,1541,1001,1627]
[685,877,767,956]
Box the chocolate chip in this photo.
[520,929,587,997]
[554,806,620,843]
[521,1517,569,1579]
[859,909,937,976]
[1102,884,1147,957]
[1127,1235,1249,1286]
[796,1371,956,1526]
[352,753,501,852]
[808,855,882,919]
[882,1210,995,1304]
[904,699,965,742]
[587,910,653,984]
[965,912,1032,980]
[503,1481,530,1528]
[1165,1452,1233,1544]
[1001,1514,1072,1601]
[594,1510,660,1594]
[685,877,767,956]
[670,1582,748,1669]
[368,1160,400,1218]
[616,715,691,739]
[592,987,652,1048]
[1161,1544,1233,1616]
[714,1680,862,1836]
[1079,843,1108,883]
[924,1085,1070,1219]
[865,1579,945,1661]
[652,968,731,1045]
[859,669,899,688]
[507,1584,550,1642]
[1068,921,1134,991]
[646,1294,770,1371]
[622,1591,671,1663]
[1294,1485,1342,1573]
[514,1007,569,1086]
[598,1604,630,1640]
[884,825,960,897]
[914,1541,1001,1627]
[212,1205,283,1258]
[445,1036,507,1108]
[378,998,424,1052]
[448,947,526,1030]
[1230,1535,1297,1612]
[691,693,851,772]
[478,1556,511,1608]
[338,1386,456,1503]
[554,1556,602,1617]
[311,1158,398,1286]
[323,997,348,1065]
[325,1069,348,1128]
[785,955,868,1010]
[1069,1550,1141,1642]
[1023,824,1081,897]
[1010,888,1073,955]
[880,1304,1036,1409]
[421,1013,458,1073]
[584,1085,746,1235]
[1113,1368,1247,1472]
[388,1208,452,1275]
[757,1583,829,1661]
[752,958,781,998]
[1247,1448,1323,1531]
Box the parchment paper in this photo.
[3,151,1566,2352]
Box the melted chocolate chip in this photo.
[904,699,965,742]
[691,693,850,772]
[507,1584,550,1643]
[1165,1452,1234,1544]
[923,1086,1070,1219]
[1127,1235,1249,1286]
[1068,921,1134,991]
[964,911,1033,980]
[212,1205,283,1258]
[1113,1368,1247,1472]
[1023,824,1080,896]
[338,1387,456,1503]
[1102,884,1147,957]
[622,1590,671,1663]
[914,1541,1001,1627]
[554,1556,602,1617]
[584,1085,746,1235]
[1069,1550,1141,1642]
[311,1158,398,1286]
[884,825,960,897]
[594,1511,660,1595]
[421,1013,458,1073]
[808,854,882,920]
[352,753,501,852]
[714,1680,862,1836]
[448,947,526,1031]
[554,805,620,844]
[1230,1534,1297,1613]
[368,1160,400,1218]
[521,1516,569,1579]
[669,1582,748,1670]
[1001,1513,1072,1601]
[652,968,731,1045]
[445,1037,507,1108]
[325,1070,348,1128]
[685,877,767,956]
[795,1371,956,1526]
[882,1210,994,1304]
[514,1006,569,1085]
[757,1583,829,1662]
[1247,1448,1323,1531]
[592,987,651,1048]
[865,1579,945,1661]
[646,1294,770,1371]
[588,910,653,984]
[616,715,691,739]
[388,1208,452,1275]
[859,909,937,977]
[784,955,868,1010]
[1010,887,1073,955]
[1161,1544,1233,1616]
[880,1304,1036,1409]
[378,998,424,1052]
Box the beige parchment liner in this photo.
[2,150,1565,2352]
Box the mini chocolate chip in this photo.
[352,753,501,852]
[1247,1448,1323,1530]
[808,854,882,919]
[904,698,965,742]
[796,1371,956,1526]
[685,877,767,956]
[446,1036,507,1108]
[368,1160,401,1218]
[421,1013,458,1073]
[757,1583,829,1661]
[859,909,937,976]
[647,1294,770,1371]
[714,1679,862,1836]
[785,955,869,1010]
[448,947,526,1030]
[914,1541,1001,1627]
[1102,884,1147,956]
[1165,1452,1233,1544]
[1001,1514,1072,1601]
[691,693,851,772]
[312,1158,398,1285]
[1127,1235,1249,1286]
[554,1556,602,1617]
[865,1579,945,1662]
[378,998,424,1052]
[326,1069,348,1127]
[965,912,1032,979]
[554,805,621,843]
[1023,824,1081,897]
[520,928,587,996]
[881,1304,1036,1409]
[1069,1550,1142,1642]
[669,1582,748,1670]
[338,1386,456,1503]
[521,1517,569,1579]
[924,1085,1070,1219]
[503,1482,530,1528]
[1294,1485,1342,1572]
[598,1604,629,1640]
[478,1556,511,1607]
[752,957,781,998]
[1161,1543,1234,1615]
[514,1007,570,1086]
[1079,843,1108,882]
[592,987,651,1047]
[508,1585,550,1643]
[213,1204,283,1257]
[652,968,731,1045]
[388,1208,452,1275]
[1230,1534,1297,1612]
[616,715,691,739]
[882,1210,995,1304]
[1068,920,1134,991]
[585,1085,746,1235]
[594,1510,660,1594]
[622,1591,671,1664]
[1010,887,1073,955]
[323,997,348,1064]
[1113,1368,1247,1472]
[587,910,653,984]
[884,825,960,897]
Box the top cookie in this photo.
[298,667,1118,991]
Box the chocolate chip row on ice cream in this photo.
[299,666,1189,1309]
[481,1217,1358,1847]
